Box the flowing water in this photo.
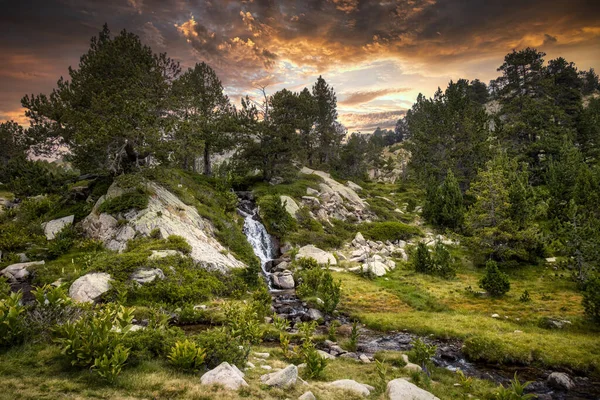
[237,198,599,399]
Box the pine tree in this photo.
[424,169,465,230]
[312,76,341,165]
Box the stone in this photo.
[359,354,371,363]
[296,245,337,265]
[254,352,270,359]
[272,273,295,289]
[130,268,165,284]
[43,215,75,240]
[260,364,298,388]
[386,260,396,269]
[82,182,245,272]
[149,250,183,259]
[327,379,374,397]
[306,187,319,196]
[261,365,272,370]
[546,257,557,263]
[246,362,255,369]
[354,232,366,246]
[386,378,440,400]
[302,196,321,205]
[358,261,388,277]
[68,272,112,303]
[200,362,248,390]
[547,372,575,390]
[401,355,422,372]
[1,261,44,283]
[317,349,336,360]
[491,313,500,318]
[298,391,316,400]
[306,308,323,321]
[280,195,300,219]
[301,167,365,209]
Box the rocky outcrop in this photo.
[327,379,374,397]
[368,147,410,184]
[42,215,74,240]
[1,261,44,283]
[130,268,165,285]
[82,181,245,272]
[296,245,337,265]
[260,364,298,388]
[280,195,300,219]
[386,378,439,400]
[69,272,111,303]
[200,362,249,390]
[344,232,402,276]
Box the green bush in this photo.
[296,207,323,232]
[98,188,149,215]
[582,276,600,323]
[408,338,437,376]
[258,195,297,238]
[121,326,185,362]
[411,241,456,279]
[479,260,510,297]
[295,260,342,314]
[223,303,263,345]
[47,225,78,258]
[93,344,130,383]
[361,221,421,242]
[0,292,26,347]
[302,341,327,379]
[462,335,507,364]
[168,339,207,371]
[195,328,249,368]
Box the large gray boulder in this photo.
[130,268,165,285]
[43,215,75,240]
[298,391,316,400]
[69,272,111,303]
[82,182,245,272]
[200,362,248,390]
[272,272,295,289]
[547,372,575,391]
[1,261,44,283]
[327,379,374,397]
[386,378,439,400]
[280,195,300,219]
[260,364,298,388]
[301,167,365,209]
[296,245,337,266]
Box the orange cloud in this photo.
[340,88,412,106]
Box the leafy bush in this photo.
[320,271,342,314]
[493,372,537,400]
[361,221,421,242]
[479,260,510,297]
[47,225,78,258]
[411,241,456,279]
[346,320,360,352]
[251,284,272,321]
[295,260,342,314]
[223,303,263,345]
[0,279,10,300]
[258,195,297,238]
[195,328,249,368]
[302,341,327,379]
[168,339,207,371]
[519,290,531,303]
[582,276,600,323]
[0,292,26,347]
[93,344,130,383]
[98,188,149,215]
[408,338,437,376]
[121,325,185,362]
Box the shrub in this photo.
[412,241,456,279]
[258,195,297,238]
[121,326,185,362]
[47,225,78,258]
[195,328,249,368]
[346,320,360,352]
[251,284,272,321]
[168,339,207,371]
[361,221,421,242]
[582,276,600,323]
[0,279,11,300]
[223,303,263,345]
[302,341,327,379]
[479,260,510,297]
[0,292,26,347]
[295,261,342,314]
[93,344,130,383]
[412,242,433,274]
[409,338,437,376]
[519,290,531,303]
[166,235,192,254]
[494,372,537,400]
[319,271,341,314]
[98,188,149,215]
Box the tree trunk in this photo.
[203,144,212,176]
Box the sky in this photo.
[1,0,600,133]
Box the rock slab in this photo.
[296,245,337,265]
[1,261,44,283]
[69,272,111,303]
[327,379,374,397]
[386,378,439,400]
[43,215,75,240]
[547,372,575,391]
[260,364,298,388]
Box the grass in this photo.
[334,262,600,375]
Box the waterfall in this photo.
[240,208,276,290]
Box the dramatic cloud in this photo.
[1,0,599,131]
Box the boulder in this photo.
[347,181,363,191]
[281,195,300,219]
[547,372,575,391]
[200,362,248,390]
[306,187,319,196]
[327,379,374,397]
[301,167,365,209]
[386,378,440,400]
[260,364,298,388]
[82,182,245,272]
[69,272,111,303]
[306,308,323,321]
[296,245,337,266]
[272,273,295,289]
[359,354,371,363]
[317,349,336,360]
[354,232,366,246]
[43,215,75,240]
[298,391,316,400]
[401,354,423,373]
[350,261,387,277]
[149,250,183,259]
[130,268,165,284]
[1,261,44,283]
[254,352,270,359]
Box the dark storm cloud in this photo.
[1,0,599,130]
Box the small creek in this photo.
[237,195,599,400]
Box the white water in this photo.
[240,209,276,290]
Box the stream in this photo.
[237,195,599,400]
